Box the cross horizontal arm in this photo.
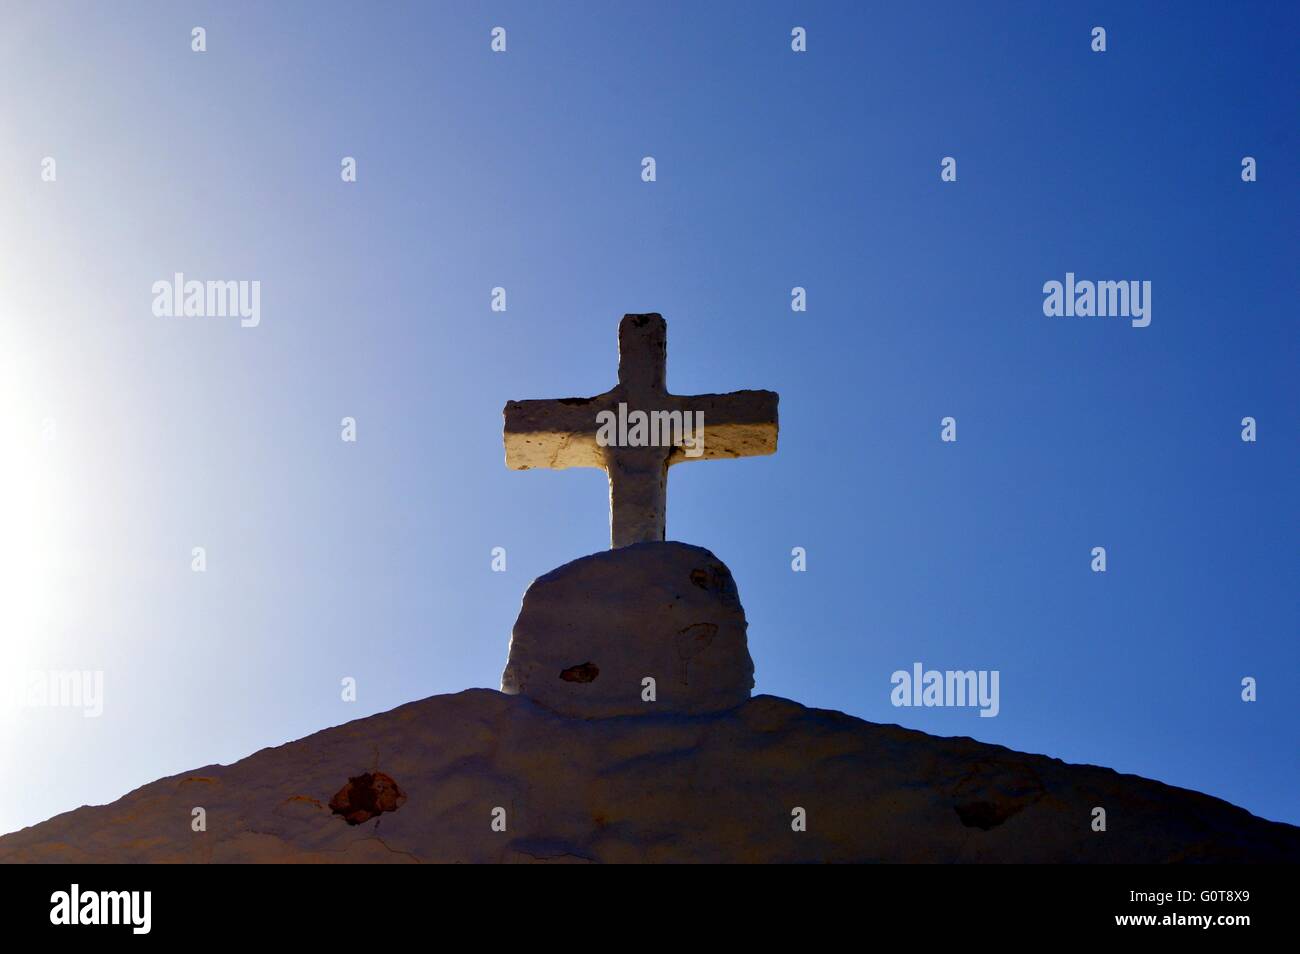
[669,389,778,464]
[503,396,610,470]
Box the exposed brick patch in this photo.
[329,772,407,826]
[560,662,600,683]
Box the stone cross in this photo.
[504,313,779,548]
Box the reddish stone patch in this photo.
[329,772,407,825]
[560,662,600,683]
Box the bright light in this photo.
[0,347,61,724]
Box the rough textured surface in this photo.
[1,689,1295,863]
[501,542,754,717]
[503,313,778,547]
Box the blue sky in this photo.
[0,1,1295,835]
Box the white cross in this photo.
[504,314,779,548]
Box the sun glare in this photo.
[0,344,61,724]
